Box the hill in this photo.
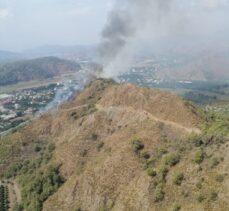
[157,54,229,81]
[23,45,96,60]
[0,79,228,211]
[0,57,81,86]
[132,50,229,81]
[0,50,22,63]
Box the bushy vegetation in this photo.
[91,133,98,141]
[154,183,165,202]
[171,204,181,211]
[196,181,203,189]
[194,149,205,164]
[4,162,23,178]
[173,173,184,186]
[71,104,97,120]
[197,194,205,203]
[215,174,224,183]
[19,165,64,210]
[48,143,56,152]
[132,139,144,153]
[3,141,63,211]
[157,165,169,184]
[163,153,180,167]
[12,203,24,211]
[139,151,150,159]
[209,191,218,201]
[96,141,104,151]
[202,112,229,137]
[4,142,54,179]
[184,91,217,105]
[146,168,157,177]
[210,157,220,168]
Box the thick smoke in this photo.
[99,0,174,77]
[99,0,229,78]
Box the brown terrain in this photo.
[0,79,228,211]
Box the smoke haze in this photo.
[99,0,229,78]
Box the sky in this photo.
[0,0,114,51]
[0,0,229,52]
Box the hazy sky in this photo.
[0,0,229,52]
[0,0,114,51]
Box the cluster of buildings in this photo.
[119,66,165,86]
[0,83,61,133]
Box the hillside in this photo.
[0,57,81,86]
[23,45,97,60]
[0,79,228,211]
[157,54,229,81]
[0,50,22,63]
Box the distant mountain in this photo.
[0,45,97,64]
[0,56,81,86]
[23,45,97,61]
[157,54,229,81]
[134,50,229,81]
[0,50,23,63]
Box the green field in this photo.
[0,73,76,94]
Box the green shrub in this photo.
[132,139,144,153]
[140,151,150,159]
[146,168,157,177]
[196,181,203,189]
[158,148,168,156]
[164,153,180,167]
[146,157,157,168]
[215,174,224,182]
[154,183,165,202]
[157,165,169,183]
[210,157,220,168]
[71,104,97,120]
[209,191,218,201]
[12,203,23,211]
[34,144,42,152]
[96,142,104,151]
[182,190,189,198]
[197,194,205,203]
[4,163,22,178]
[48,143,55,152]
[80,149,87,157]
[194,149,204,164]
[190,134,204,147]
[171,204,181,211]
[91,133,98,141]
[173,173,184,186]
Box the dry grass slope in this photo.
[1,79,228,211]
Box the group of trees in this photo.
[4,142,63,211]
[19,165,64,211]
[0,185,9,211]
